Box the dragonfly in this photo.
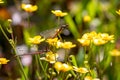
[12,24,68,58]
[40,24,68,38]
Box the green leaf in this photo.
[69,55,77,67]
[64,15,80,39]
[87,0,98,18]
[76,47,85,66]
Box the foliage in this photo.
[0,0,120,80]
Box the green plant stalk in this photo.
[37,54,50,78]
[64,50,69,62]
[65,75,69,80]
[58,71,65,80]
[9,23,14,41]
[70,70,76,78]
[88,42,96,68]
[44,62,48,72]
[15,53,28,80]
[57,17,60,27]
[35,45,49,79]
[35,55,41,78]
[0,25,28,80]
[57,17,62,41]
[21,66,29,80]
[27,12,30,28]
[74,73,80,80]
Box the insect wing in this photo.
[40,24,68,38]
[40,27,59,38]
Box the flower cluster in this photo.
[46,38,76,49]
[77,31,114,46]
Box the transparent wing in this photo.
[40,24,68,38]
[40,27,59,38]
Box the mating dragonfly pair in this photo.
[14,24,69,57]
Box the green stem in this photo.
[0,25,10,42]
[64,50,68,62]
[37,55,50,78]
[9,23,14,41]
[35,45,48,76]
[35,55,41,78]
[70,70,76,78]
[45,62,48,71]
[0,25,28,80]
[27,12,30,28]
[0,25,15,50]
[75,73,80,80]
[58,72,64,80]
[16,55,28,80]
[57,17,60,27]
[65,74,71,80]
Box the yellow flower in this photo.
[46,38,59,46]
[0,58,9,64]
[51,10,68,17]
[54,62,72,72]
[54,62,63,72]
[40,51,58,63]
[82,31,97,40]
[116,9,120,15]
[61,63,73,72]
[84,76,92,80]
[0,0,4,3]
[61,41,76,49]
[98,33,114,41]
[110,49,120,56]
[73,66,88,73]
[93,38,107,46]
[84,76,100,80]
[46,51,58,63]
[29,35,45,44]
[56,41,63,48]
[83,15,91,22]
[21,3,38,12]
[77,39,90,46]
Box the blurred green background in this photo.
[0,0,120,80]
